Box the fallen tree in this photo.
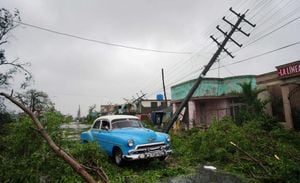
[0,92,109,183]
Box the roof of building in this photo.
[171,75,256,101]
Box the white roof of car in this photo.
[95,115,139,122]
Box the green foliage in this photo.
[0,111,14,124]
[1,110,299,183]
[0,113,77,182]
[63,114,73,124]
[186,118,300,182]
[0,112,106,182]
[235,81,271,126]
[237,81,265,106]
[0,111,191,183]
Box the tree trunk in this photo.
[0,92,108,183]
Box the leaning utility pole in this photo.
[163,8,256,133]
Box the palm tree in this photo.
[238,81,267,113]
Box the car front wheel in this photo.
[113,147,123,166]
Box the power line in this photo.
[249,0,298,37]
[133,1,300,99]
[16,20,193,55]
[241,16,300,49]
[217,40,300,69]
[131,1,264,95]
[185,41,300,82]
[149,40,300,96]
[235,0,295,45]
[220,4,300,60]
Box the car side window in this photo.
[92,120,100,129]
[101,120,110,130]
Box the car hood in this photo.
[111,128,159,144]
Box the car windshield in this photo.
[111,119,143,129]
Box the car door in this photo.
[91,119,101,138]
[95,120,113,154]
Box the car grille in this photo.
[132,142,168,153]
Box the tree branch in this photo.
[11,57,19,64]
[0,40,7,45]
[0,61,31,76]
[0,92,104,183]
[81,162,110,183]
[230,141,270,175]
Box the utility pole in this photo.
[132,93,146,104]
[161,68,168,106]
[163,8,256,133]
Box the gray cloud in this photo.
[2,0,300,116]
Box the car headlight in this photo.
[166,136,171,142]
[127,139,134,147]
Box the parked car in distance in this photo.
[80,115,172,165]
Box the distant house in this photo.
[100,105,115,115]
[135,99,171,123]
[135,99,171,114]
[99,99,172,123]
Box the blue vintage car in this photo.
[80,115,172,165]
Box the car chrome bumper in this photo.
[122,149,172,160]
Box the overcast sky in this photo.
[2,0,300,116]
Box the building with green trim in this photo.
[171,75,256,128]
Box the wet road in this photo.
[60,121,90,140]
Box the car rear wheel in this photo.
[113,148,123,166]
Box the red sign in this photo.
[277,62,300,78]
